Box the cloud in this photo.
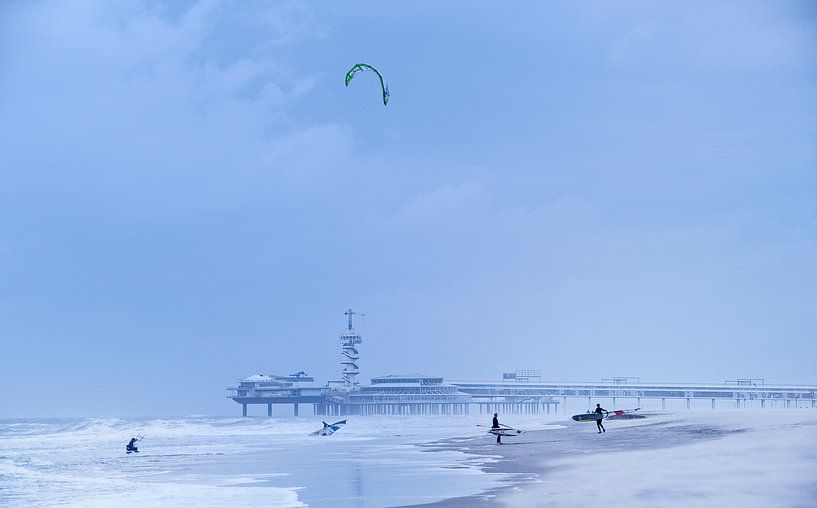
[0,0,344,220]
[0,1,322,150]
[396,182,492,229]
[261,123,354,182]
[606,1,817,72]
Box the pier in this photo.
[451,374,817,414]
[227,311,817,416]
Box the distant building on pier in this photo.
[341,374,470,416]
[227,372,322,416]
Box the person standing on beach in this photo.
[595,404,606,433]
[492,413,502,444]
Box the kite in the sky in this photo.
[345,63,389,105]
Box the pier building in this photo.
[227,371,321,417]
[328,374,471,416]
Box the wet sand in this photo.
[404,411,817,507]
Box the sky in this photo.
[0,0,815,417]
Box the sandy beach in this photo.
[412,410,817,508]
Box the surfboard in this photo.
[571,412,605,422]
[572,408,640,422]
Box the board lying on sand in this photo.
[572,408,640,422]
[489,427,524,437]
[310,420,347,436]
[478,424,524,436]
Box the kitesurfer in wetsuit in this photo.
[492,413,502,444]
[126,437,139,453]
[595,404,606,433]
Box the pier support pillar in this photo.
[686,398,690,410]
[711,399,715,409]
[661,398,666,410]
[294,403,299,416]
[242,404,247,417]
[612,397,616,408]
[267,404,273,417]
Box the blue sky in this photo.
[1,0,815,417]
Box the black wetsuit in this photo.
[127,438,138,452]
[595,407,606,433]
[492,416,501,443]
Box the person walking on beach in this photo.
[595,404,606,434]
[492,413,502,444]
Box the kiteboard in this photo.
[489,427,524,437]
[478,424,524,436]
[310,420,347,436]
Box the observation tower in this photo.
[340,308,363,389]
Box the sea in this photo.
[0,414,552,507]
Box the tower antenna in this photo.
[340,308,363,389]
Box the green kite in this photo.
[345,63,389,106]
